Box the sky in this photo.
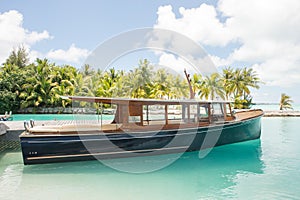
[0,0,299,103]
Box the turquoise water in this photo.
[9,103,299,122]
[252,104,300,111]
[1,117,300,199]
[11,114,181,121]
[11,114,114,121]
[10,104,299,122]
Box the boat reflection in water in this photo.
[19,139,264,199]
[22,138,264,173]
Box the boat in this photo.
[20,96,264,165]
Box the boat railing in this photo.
[0,111,13,121]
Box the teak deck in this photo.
[23,110,263,135]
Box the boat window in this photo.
[182,104,196,123]
[189,104,198,122]
[212,103,223,115]
[199,104,209,117]
[144,105,164,121]
[198,104,209,122]
[142,105,182,125]
[225,104,232,116]
[168,105,182,120]
[211,103,225,122]
[129,116,141,123]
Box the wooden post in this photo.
[223,103,227,120]
[208,103,212,124]
[197,103,200,122]
[100,102,103,128]
[182,104,186,120]
[146,105,149,125]
[165,105,168,125]
[187,104,190,122]
[140,104,143,126]
[228,103,233,116]
[121,105,129,125]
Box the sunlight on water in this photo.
[1,118,300,200]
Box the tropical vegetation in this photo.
[279,93,293,110]
[0,47,262,113]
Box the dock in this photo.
[0,120,110,152]
[0,121,24,152]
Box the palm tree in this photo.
[113,74,128,97]
[190,73,202,98]
[20,59,57,108]
[85,74,101,97]
[150,69,171,99]
[198,73,225,100]
[73,73,89,96]
[125,59,153,98]
[226,67,261,98]
[221,67,261,109]
[168,74,188,99]
[221,67,234,100]
[227,68,245,97]
[49,65,77,107]
[97,68,122,97]
[241,67,260,95]
[279,93,293,110]
[82,64,94,77]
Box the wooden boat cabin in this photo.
[24,96,262,135]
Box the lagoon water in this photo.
[10,104,300,122]
[11,114,114,121]
[1,117,300,199]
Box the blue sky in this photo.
[1,0,214,51]
[1,0,299,104]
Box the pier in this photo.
[0,119,112,152]
[0,120,81,152]
[0,121,23,152]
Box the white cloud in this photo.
[0,10,90,66]
[157,52,219,76]
[154,1,300,87]
[209,54,232,67]
[46,44,90,64]
[218,0,300,87]
[252,57,300,87]
[25,30,52,44]
[158,53,193,75]
[0,10,52,63]
[28,49,43,63]
[154,5,234,46]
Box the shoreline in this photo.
[263,110,300,117]
[1,110,300,134]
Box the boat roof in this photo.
[62,96,231,105]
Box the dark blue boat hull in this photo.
[20,116,262,165]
